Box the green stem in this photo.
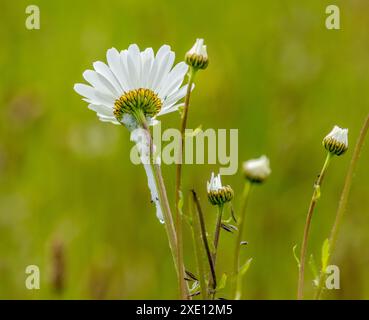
[175,67,197,300]
[140,119,184,298]
[153,162,179,271]
[209,204,224,300]
[233,180,252,299]
[315,114,369,299]
[191,190,217,297]
[190,196,208,299]
[212,204,224,264]
[297,152,333,300]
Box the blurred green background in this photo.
[1,0,369,299]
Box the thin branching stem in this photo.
[212,204,224,264]
[315,114,369,299]
[190,197,208,299]
[209,204,225,300]
[191,190,217,296]
[175,67,197,299]
[297,152,332,300]
[233,180,252,299]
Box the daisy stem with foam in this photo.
[75,44,192,299]
[175,66,197,300]
[297,152,332,300]
[233,180,252,299]
[140,118,181,288]
[314,115,369,300]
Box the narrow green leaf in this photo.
[321,238,330,272]
[217,273,228,291]
[240,258,253,276]
[309,254,318,280]
[235,258,253,300]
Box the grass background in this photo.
[1,0,369,299]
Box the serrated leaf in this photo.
[309,254,318,280]
[321,238,330,272]
[293,244,300,269]
[217,273,228,291]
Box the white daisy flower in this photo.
[74,44,191,223]
[207,172,233,206]
[243,155,271,183]
[323,125,348,156]
[74,44,190,129]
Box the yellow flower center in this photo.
[113,88,162,121]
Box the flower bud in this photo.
[185,38,208,70]
[323,125,348,156]
[207,172,233,206]
[243,155,271,183]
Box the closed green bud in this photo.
[185,38,209,70]
[207,172,233,206]
[323,125,348,156]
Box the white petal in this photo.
[158,62,188,98]
[140,48,154,87]
[74,83,115,107]
[162,83,192,109]
[152,51,175,92]
[93,61,123,94]
[146,45,171,89]
[126,51,141,89]
[98,115,120,125]
[157,103,183,116]
[83,70,120,97]
[128,44,140,56]
[106,48,130,91]
[88,104,114,117]
[120,50,135,90]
